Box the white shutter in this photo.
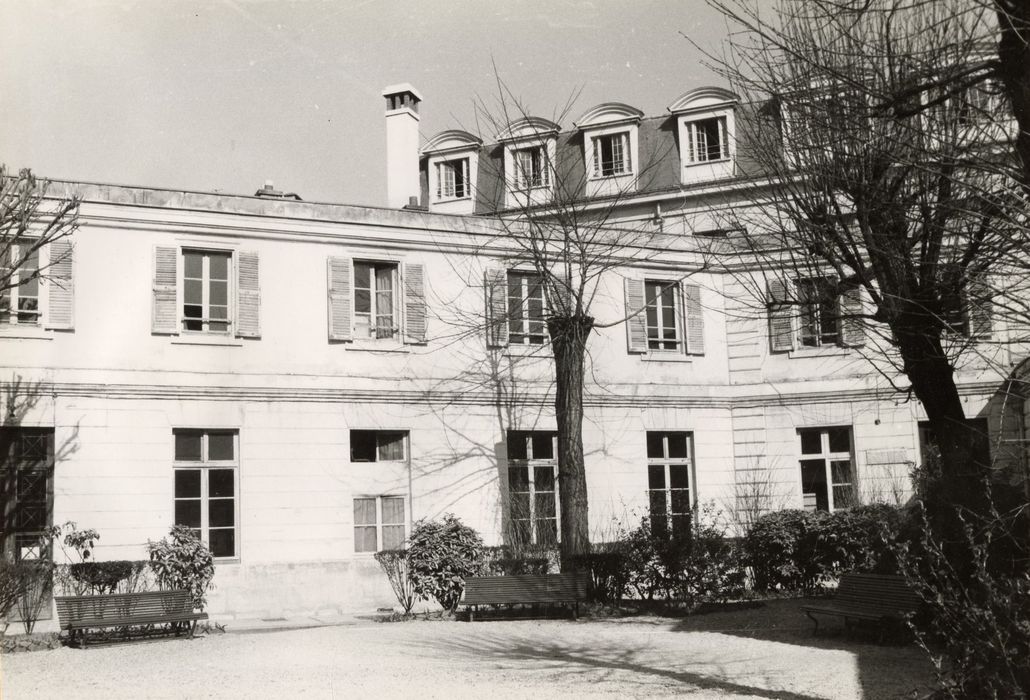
[625,278,647,353]
[686,123,697,162]
[683,283,705,355]
[623,132,632,172]
[485,268,508,347]
[327,256,353,341]
[967,274,992,339]
[768,278,795,352]
[402,262,427,344]
[839,283,865,347]
[44,238,74,330]
[235,251,260,339]
[152,246,179,335]
[592,138,601,177]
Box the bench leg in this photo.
[805,610,820,635]
[572,602,578,621]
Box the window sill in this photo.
[0,326,52,340]
[788,346,852,359]
[640,352,693,363]
[345,340,410,354]
[435,195,471,203]
[505,343,551,357]
[172,335,244,347]
[684,157,732,168]
[588,172,633,181]
[213,558,241,566]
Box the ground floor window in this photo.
[506,430,558,546]
[353,496,405,552]
[798,426,854,511]
[173,429,238,559]
[0,428,54,561]
[646,431,693,538]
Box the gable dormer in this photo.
[574,103,644,199]
[422,130,482,215]
[497,117,560,210]
[668,87,739,184]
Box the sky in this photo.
[0,0,752,207]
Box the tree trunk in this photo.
[547,313,593,570]
[997,1,1030,191]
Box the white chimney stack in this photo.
[382,83,422,209]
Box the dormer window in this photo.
[669,87,739,183]
[574,103,643,199]
[422,130,482,214]
[514,146,548,189]
[497,117,561,209]
[686,116,729,163]
[436,158,470,199]
[591,132,631,177]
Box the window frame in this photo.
[181,248,233,335]
[172,428,240,561]
[645,431,694,539]
[0,428,55,563]
[590,131,632,178]
[506,430,559,547]
[349,429,409,463]
[796,277,842,348]
[435,157,471,200]
[353,494,407,553]
[685,116,729,164]
[797,426,855,512]
[352,260,401,341]
[644,279,683,353]
[0,239,42,327]
[507,270,548,345]
[512,146,549,190]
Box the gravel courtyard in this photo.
[1,602,933,699]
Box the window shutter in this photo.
[44,239,74,330]
[551,269,572,315]
[967,274,992,338]
[625,278,647,353]
[683,283,705,355]
[402,262,427,344]
[767,278,795,352]
[839,283,865,347]
[327,256,353,341]
[235,251,260,339]
[592,138,600,177]
[485,267,508,347]
[686,123,697,162]
[152,246,179,335]
[623,132,632,172]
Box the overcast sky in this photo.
[1,0,753,207]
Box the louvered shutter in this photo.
[327,256,353,341]
[485,268,508,347]
[683,283,705,355]
[967,274,992,338]
[623,132,632,172]
[592,138,601,177]
[767,278,795,352]
[839,283,865,347]
[44,239,74,330]
[551,269,572,315]
[152,246,179,335]
[686,123,697,162]
[235,251,260,338]
[402,262,427,344]
[625,278,647,353]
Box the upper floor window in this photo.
[767,276,864,353]
[669,87,739,183]
[514,147,548,189]
[327,257,427,346]
[436,158,470,200]
[646,431,693,539]
[353,261,399,340]
[354,495,405,552]
[645,280,681,352]
[591,132,631,177]
[796,277,840,347]
[0,241,39,325]
[508,271,546,345]
[350,430,407,462]
[685,116,729,163]
[625,278,705,357]
[183,250,231,333]
[506,430,558,547]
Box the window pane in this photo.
[354,526,378,553]
[506,431,528,460]
[175,500,201,528]
[184,252,202,278]
[208,433,235,461]
[651,514,669,539]
[646,432,664,459]
[531,433,554,460]
[670,488,691,514]
[648,488,667,517]
[184,279,203,305]
[354,263,370,289]
[833,485,857,509]
[209,254,228,280]
[799,429,822,455]
[382,496,405,525]
[667,433,688,459]
[648,464,666,490]
[382,525,405,550]
[830,460,852,484]
[508,467,529,491]
[209,469,234,498]
[210,280,228,307]
[353,498,376,526]
[535,492,555,518]
[533,467,554,492]
[209,529,235,558]
[800,459,829,512]
[175,469,201,498]
[535,518,557,545]
[669,463,691,489]
[510,492,531,520]
[509,519,531,548]
[377,432,405,461]
[209,499,234,527]
[175,432,203,461]
[354,289,371,314]
[828,428,851,453]
[671,514,691,539]
[350,431,377,462]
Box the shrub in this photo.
[374,550,416,615]
[811,504,905,577]
[568,544,629,603]
[13,561,54,634]
[69,560,141,595]
[741,509,821,592]
[676,503,746,606]
[620,515,693,600]
[406,514,484,612]
[482,546,551,576]
[147,525,215,610]
[0,562,32,632]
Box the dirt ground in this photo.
[0,599,933,699]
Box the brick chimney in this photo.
[382,83,422,209]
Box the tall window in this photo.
[353,496,405,552]
[173,429,238,559]
[797,277,840,347]
[506,430,558,546]
[354,261,398,339]
[0,429,54,561]
[646,431,693,539]
[350,430,407,462]
[507,271,546,345]
[183,250,231,333]
[686,117,729,163]
[437,158,470,199]
[0,241,40,325]
[513,146,548,189]
[592,133,630,176]
[645,280,681,351]
[798,427,854,512]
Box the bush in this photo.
[0,562,32,632]
[374,550,416,615]
[147,526,215,610]
[619,515,694,600]
[406,514,484,613]
[568,544,629,603]
[69,560,145,595]
[676,504,746,606]
[13,561,54,634]
[741,509,820,592]
[481,546,551,576]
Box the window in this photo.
[507,271,546,345]
[182,250,231,333]
[798,427,855,512]
[436,158,470,199]
[354,261,399,339]
[686,116,729,163]
[591,132,630,177]
[0,241,40,325]
[646,432,693,539]
[513,146,548,189]
[506,430,558,546]
[353,496,405,553]
[173,429,238,559]
[797,277,841,347]
[0,429,54,562]
[645,280,681,351]
[350,430,407,462]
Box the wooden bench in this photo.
[801,573,920,641]
[55,590,209,648]
[460,572,589,621]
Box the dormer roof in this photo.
[668,86,739,115]
[496,117,561,143]
[422,130,483,156]
[573,102,644,129]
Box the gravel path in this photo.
[0,602,933,699]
